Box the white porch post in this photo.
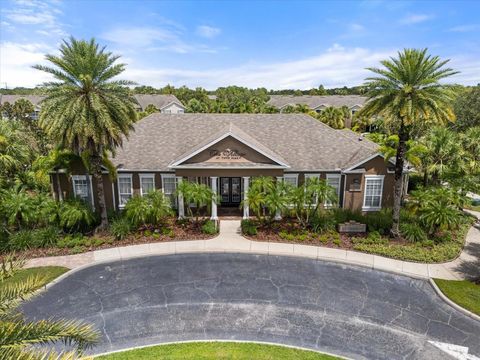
[176,176,185,219]
[210,177,218,220]
[243,176,250,219]
[275,176,283,220]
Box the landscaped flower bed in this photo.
[242,215,474,263]
[1,217,218,260]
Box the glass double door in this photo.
[220,177,241,206]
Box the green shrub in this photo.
[8,230,34,251]
[332,208,365,225]
[124,191,172,227]
[201,220,218,235]
[241,219,257,236]
[400,223,427,243]
[352,231,388,246]
[71,246,86,254]
[59,199,96,233]
[364,209,393,235]
[109,217,132,240]
[161,227,175,238]
[309,211,336,233]
[56,234,87,249]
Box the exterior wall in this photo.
[51,157,394,213]
[175,169,283,178]
[161,103,185,114]
[343,155,394,212]
[185,136,275,165]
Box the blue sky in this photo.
[1,0,479,89]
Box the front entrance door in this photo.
[220,177,241,206]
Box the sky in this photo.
[1,0,479,90]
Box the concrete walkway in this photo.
[26,211,480,281]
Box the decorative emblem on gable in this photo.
[209,148,246,160]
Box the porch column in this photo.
[210,177,218,220]
[176,176,185,219]
[243,176,250,219]
[275,176,283,220]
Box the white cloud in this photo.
[2,0,66,36]
[0,42,55,88]
[350,23,365,31]
[399,13,434,25]
[101,26,218,54]
[449,24,480,32]
[196,25,221,38]
[2,42,478,89]
[122,45,395,90]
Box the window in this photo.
[363,175,384,211]
[162,109,171,114]
[325,174,341,207]
[72,175,94,206]
[178,109,185,114]
[140,174,155,196]
[162,174,177,207]
[118,174,133,208]
[283,174,298,187]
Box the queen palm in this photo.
[34,37,137,231]
[359,49,457,237]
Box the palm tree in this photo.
[0,255,99,359]
[34,37,138,232]
[358,49,457,237]
[319,107,345,129]
[419,127,462,186]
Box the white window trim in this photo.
[117,173,133,209]
[325,173,342,208]
[161,174,177,207]
[283,173,298,187]
[362,175,384,211]
[139,173,155,196]
[71,175,94,207]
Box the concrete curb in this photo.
[92,339,351,359]
[428,278,480,322]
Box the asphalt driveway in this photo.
[23,253,480,359]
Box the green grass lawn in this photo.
[0,266,69,290]
[96,342,341,360]
[434,279,480,316]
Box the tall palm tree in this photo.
[34,37,138,231]
[359,49,457,237]
[0,255,99,359]
[319,107,345,129]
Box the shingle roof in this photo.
[267,95,367,109]
[336,129,378,151]
[0,95,44,109]
[133,94,184,110]
[112,113,379,172]
[0,94,185,111]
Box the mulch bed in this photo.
[13,218,218,259]
[243,219,408,249]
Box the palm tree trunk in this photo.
[91,154,108,232]
[391,123,408,237]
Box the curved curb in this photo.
[428,278,480,322]
[92,339,351,360]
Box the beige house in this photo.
[52,113,399,219]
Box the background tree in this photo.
[453,85,480,131]
[34,37,138,231]
[319,106,345,129]
[359,48,457,237]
